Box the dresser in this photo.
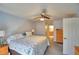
[75,46,79,55]
[0,44,8,55]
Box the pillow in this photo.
[9,34,24,39]
[26,32,32,36]
[7,34,24,43]
[15,34,24,39]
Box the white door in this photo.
[63,18,79,55]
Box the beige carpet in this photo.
[45,42,63,55]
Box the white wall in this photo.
[34,21,45,35]
[0,11,33,37]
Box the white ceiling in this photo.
[0,3,79,20]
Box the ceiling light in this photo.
[40,18,44,21]
[49,25,54,31]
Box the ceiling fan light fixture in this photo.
[41,12,45,15]
[40,18,44,21]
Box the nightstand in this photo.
[0,44,8,55]
[75,46,79,55]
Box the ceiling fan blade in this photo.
[33,16,41,20]
[32,7,52,21]
[41,14,50,19]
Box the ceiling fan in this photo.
[33,9,51,21]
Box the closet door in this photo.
[56,29,63,43]
[63,18,79,55]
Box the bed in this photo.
[7,34,49,55]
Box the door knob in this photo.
[64,38,67,39]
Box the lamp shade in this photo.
[32,29,35,32]
[0,31,5,37]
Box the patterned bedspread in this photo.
[7,35,49,55]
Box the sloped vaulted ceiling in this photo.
[0,3,79,20]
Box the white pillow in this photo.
[10,34,24,39]
[26,32,32,36]
[7,34,24,43]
